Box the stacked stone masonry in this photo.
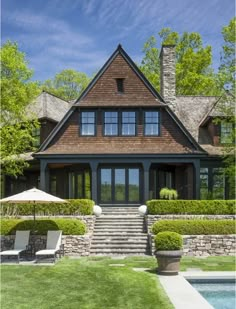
[150,234,236,257]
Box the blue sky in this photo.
[1,0,235,81]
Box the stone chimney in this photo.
[160,45,176,110]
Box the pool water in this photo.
[190,281,236,309]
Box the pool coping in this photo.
[158,271,235,309]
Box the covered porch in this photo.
[38,154,201,204]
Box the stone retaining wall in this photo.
[1,215,96,256]
[150,234,236,256]
[0,234,92,256]
[146,215,236,233]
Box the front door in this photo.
[99,167,140,205]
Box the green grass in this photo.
[0,257,173,309]
[180,256,236,271]
[1,256,235,309]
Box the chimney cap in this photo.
[159,44,176,59]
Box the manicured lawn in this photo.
[0,257,173,309]
[1,256,235,309]
[180,255,236,271]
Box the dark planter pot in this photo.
[155,250,183,276]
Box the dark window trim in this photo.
[143,110,160,136]
[79,110,97,137]
[103,109,137,137]
[121,110,137,136]
[103,110,119,136]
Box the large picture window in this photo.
[144,111,159,136]
[122,111,136,136]
[200,167,226,199]
[104,111,118,136]
[80,111,95,136]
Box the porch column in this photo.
[193,160,200,199]
[90,162,98,204]
[143,161,151,203]
[40,160,49,192]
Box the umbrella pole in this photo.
[33,202,36,255]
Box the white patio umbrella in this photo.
[0,187,67,225]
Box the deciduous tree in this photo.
[1,41,39,176]
[140,28,219,95]
[42,69,90,101]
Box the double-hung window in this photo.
[144,111,159,136]
[80,111,95,136]
[122,111,136,136]
[104,111,118,136]
[221,122,233,144]
[32,126,40,147]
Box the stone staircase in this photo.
[90,207,150,256]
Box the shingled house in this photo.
[3,45,234,203]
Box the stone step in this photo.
[90,248,148,255]
[93,225,143,230]
[92,235,147,239]
[91,241,147,246]
[96,214,143,221]
[93,233,147,237]
[90,244,148,250]
[94,229,144,233]
[96,219,143,223]
[95,223,144,227]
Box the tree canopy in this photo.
[139,28,219,96]
[1,41,39,176]
[42,69,91,101]
[218,17,236,92]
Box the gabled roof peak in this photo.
[117,43,123,50]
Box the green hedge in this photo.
[1,199,94,216]
[0,219,86,235]
[146,200,236,215]
[152,220,236,235]
[154,231,183,251]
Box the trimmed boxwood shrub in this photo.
[1,199,94,216]
[146,200,236,215]
[0,218,86,235]
[152,220,236,235]
[154,231,183,251]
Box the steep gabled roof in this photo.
[26,91,70,122]
[174,96,218,140]
[199,90,235,126]
[74,44,165,106]
[37,46,205,154]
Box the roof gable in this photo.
[37,46,205,154]
[75,44,165,107]
[26,91,70,122]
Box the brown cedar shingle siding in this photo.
[44,108,199,154]
[78,54,163,107]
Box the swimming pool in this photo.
[189,280,235,309]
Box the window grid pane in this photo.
[144,111,159,135]
[221,123,233,144]
[81,112,95,135]
[104,112,118,136]
[122,112,136,135]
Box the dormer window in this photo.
[220,122,233,144]
[116,78,124,93]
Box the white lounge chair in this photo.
[35,230,63,263]
[0,230,30,263]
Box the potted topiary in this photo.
[154,231,183,276]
